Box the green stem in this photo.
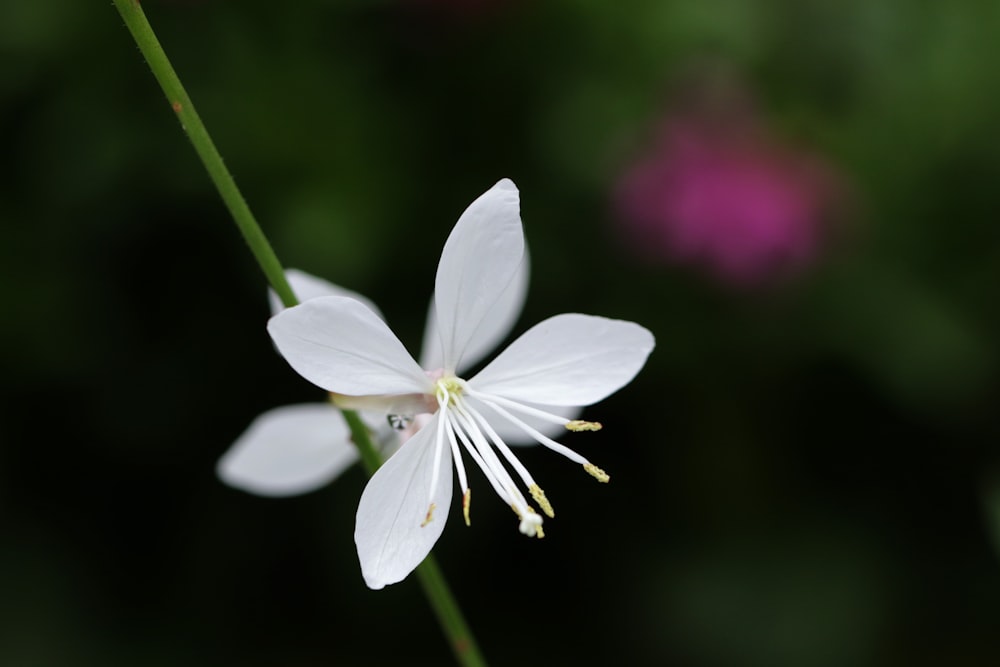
[112,3,487,666]
[414,552,487,667]
[112,0,295,308]
[341,410,387,476]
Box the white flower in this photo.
[218,260,541,495]
[267,179,655,589]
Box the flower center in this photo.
[434,375,467,407]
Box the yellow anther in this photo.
[529,484,555,518]
[420,503,436,527]
[566,420,603,432]
[462,489,472,527]
[583,463,610,483]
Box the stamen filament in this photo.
[463,398,539,490]
[450,400,532,518]
[442,412,470,496]
[445,410,515,508]
[465,388,574,426]
[425,398,449,507]
[462,400,557,519]
[477,398,589,465]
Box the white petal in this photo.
[268,296,430,396]
[269,269,384,320]
[420,247,529,373]
[217,404,356,497]
[433,179,526,372]
[469,314,655,406]
[355,420,453,589]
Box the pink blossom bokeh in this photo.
[615,90,843,287]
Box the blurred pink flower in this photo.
[615,102,841,286]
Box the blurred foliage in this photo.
[2,0,999,665]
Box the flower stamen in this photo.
[449,398,532,517]
[476,398,589,465]
[447,411,512,507]
[462,399,544,495]
[443,414,470,501]
[529,483,555,518]
[465,388,577,427]
[424,403,450,509]
[432,376,567,539]
[583,463,610,483]
[566,419,602,432]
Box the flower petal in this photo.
[420,248,529,373]
[355,420,453,589]
[217,404,357,497]
[268,296,430,396]
[469,314,655,405]
[269,268,384,320]
[433,179,526,372]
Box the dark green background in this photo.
[2,1,1000,665]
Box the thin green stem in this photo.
[112,3,488,665]
[414,552,487,667]
[341,410,387,476]
[112,0,296,307]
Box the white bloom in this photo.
[218,261,544,496]
[268,179,655,589]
